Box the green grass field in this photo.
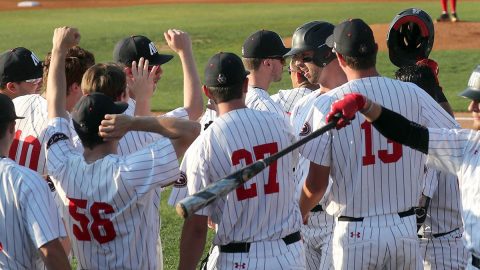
[1,2,479,269]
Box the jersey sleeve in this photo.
[298,96,334,167]
[121,137,180,195]
[45,117,82,179]
[19,169,66,248]
[167,150,191,206]
[426,127,475,175]
[162,107,189,119]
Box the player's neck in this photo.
[217,99,247,116]
[248,73,271,91]
[83,141,118,164]
[346,67,380,81]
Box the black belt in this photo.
[219,231,301,253]
[418,228,459,239]
[338,208,416,222]
[472,254,480,269]
[311,205,323,212]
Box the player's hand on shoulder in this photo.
[326,93,367,129]
[164,29,192,55]
[99,114,133,141]
[52,26,80,52]
[126,57,157,101]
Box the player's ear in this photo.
[202,85,214,100]
[68,82,81,96]
[5,82,17,94]
[336,53,347,68]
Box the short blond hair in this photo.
[81,63,126,100]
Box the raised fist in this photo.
[52,26,80,52]
[326,93,366,129]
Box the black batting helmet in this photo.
[387,8,435,67]
[284,21,336,67]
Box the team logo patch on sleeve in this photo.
[173,171,187,188]
[44,175,56,192]
[46,133,69,149]
[299,122,312,136]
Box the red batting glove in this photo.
[326,93,366,129]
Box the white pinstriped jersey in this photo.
[425,127,480,256]
[300,77,458,218]
[45,117,179,270]
[271,87,313,115]
[184,108,302,245]
[420,168,463,236]
[10,94,77,175]
[245,86,288,119]
[168,93,289,206]
[0,158,66,270]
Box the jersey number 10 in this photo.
[231,142,279,201]
[361,120,402,165]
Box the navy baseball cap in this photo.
[242,30,290,58]
[0,47,43,85]
[326,18,377,57]
[72,92,128,136]
[459,65,480,101]
[113,35,173,66]
[204,52,249,87]
[0,93,24,122]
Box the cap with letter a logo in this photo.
[459,65,480,101]
[0,47,43,85]
[113,35,174,66]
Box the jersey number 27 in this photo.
[231,142,279,201]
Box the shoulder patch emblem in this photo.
[299,122,311,136]
[174,171,187,188]
[46,133,69,149]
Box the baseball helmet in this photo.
[284,21,336,67]
[459,65,480,101]
[387,8,435,67]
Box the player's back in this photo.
[0,158,63,270]
[305,77,458,217]
[197,108,301,245]
[46,117,180,269]
[10,94,49,174]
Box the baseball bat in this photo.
[176,113,342,218]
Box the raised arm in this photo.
[47,27,80,120]
[164,29,203,120]
[99,114,200,157]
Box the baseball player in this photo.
[395,64,468,269]
[178,52,304,270]
[298,19,458,269]
[0,93,70,270]
[325,66,480,268]
[284,20,347,270]
[270,60,318,115]
[0,47,43,99]
[44,26,200,269]
[461,66,480,129]
[241,29,289,118]
[169,30,290,208]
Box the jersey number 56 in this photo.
[231,142,279,201]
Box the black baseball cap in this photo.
[0,47,43,85]
[72,92,128,136]
[204,52,249,87]
[113,35,173,66]
[284,21,335,57]
[0,93,24,122]
[459,65,480,101]
[326,18,377,57]
[242,30,290,58]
